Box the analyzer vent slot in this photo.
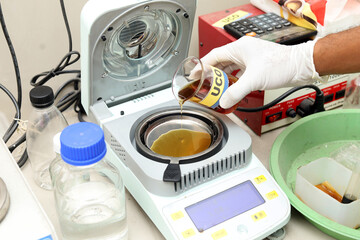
[173,150,248,193]
[108,135,127,162]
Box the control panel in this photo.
[163,167,289,240]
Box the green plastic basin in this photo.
[270,109,360,240]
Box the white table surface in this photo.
[19,111,336,240]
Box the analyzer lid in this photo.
[81,0,196,113]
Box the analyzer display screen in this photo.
[185,180,265,232]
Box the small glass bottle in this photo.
[172,56,239,114]
[52,122,128,240]
[26,85,68,190]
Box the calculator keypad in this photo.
[224,12,292,39]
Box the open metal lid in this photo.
[81,0,196,113]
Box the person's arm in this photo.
[199,26,360,109]
[314,26,360,75]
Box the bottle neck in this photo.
[33,104,55,111]
[65,160,102,169]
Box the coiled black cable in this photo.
[1,0,83,168]
[30,0,82,120]
[30,52,80,87]
[30,0,80,87]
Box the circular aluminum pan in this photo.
[135,107,225,164]
[0,177,10,222]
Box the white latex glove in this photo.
[199,36,323,109]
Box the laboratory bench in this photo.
[19,110,335,240]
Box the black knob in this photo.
[286,108,296,118]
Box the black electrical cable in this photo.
[30,0,80,87]
[0,84,20,143]
[55,0,84,122]
[54,76,84,121]
[6,0,84,168]
[8,133,25,152]
[0,1,27,168]
[54,78,80,99]
[57,91,76,105]
[0,2,22,109]
[57,91,80,112]
[236,84,323,112]
[0,0,84,168]
[17,149,28,168]
[18,0,84,167]
[7,132,27,167]
[30,0,84,123]
[60,0,73,54]
[54,79,81,113]
[75,97,85,122]
[30,52,80,87]
[0,2,23,145]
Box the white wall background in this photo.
[0,0,249,136]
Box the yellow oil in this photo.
[150,129,211,157]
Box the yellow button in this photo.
[266,190,279,200]
[182,228,196,238]
[251,210,267,222]
[171,211,184,221]
[254,175,267,184]
[211,229,227,240]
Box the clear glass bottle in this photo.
[26,85,68,190]
[50,132,62,188]
[51,122,128,240]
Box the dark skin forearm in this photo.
[314,26,360,76]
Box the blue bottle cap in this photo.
[60,122,107,166]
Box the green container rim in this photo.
[270,109,360,240]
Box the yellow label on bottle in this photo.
[198,66,229,109]
[212,10,251,28]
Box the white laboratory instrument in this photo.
[80,0,291,239]
[0,138,58,240]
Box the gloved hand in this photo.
[199,36,324,109]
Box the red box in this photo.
[198,4,352,135]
